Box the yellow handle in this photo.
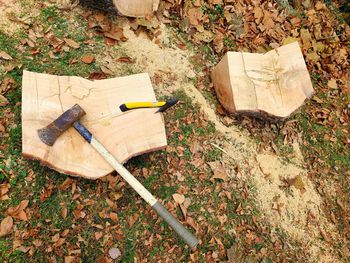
[119,98,178,112]
[124,101,166,109]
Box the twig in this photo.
[210,142,229,155]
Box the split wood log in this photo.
[112,0,160,17]
[211,42,314,119]
[22,71,167,179]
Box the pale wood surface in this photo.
[113,0,159,17]
[211,42,314,118]
[22,71,167,179]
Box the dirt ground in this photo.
[0,0,349,262]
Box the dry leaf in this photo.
[104,26,127,41]
[64,38,80,49]
[48,51,58,59]
[0,216,13,237]
[17,246,31,253]
[52,233,60,242]
[172,193,185,204]
[65,256,75,263]
[81,55,95,64]
[208,162,228,181]
[0,95,9,106]
[218,214,227,225]
[7,200,29,221]
[33,239,42,247]
[328,79,338,89]
[0,51,12,60]
[61,207,68,219]
[109,212,118,223]
[108,247,121,259]
[95,232,103,240]
[185,217,198,231]
[0,183,10,200]
[54,238,65,247]
[116,56,134,63]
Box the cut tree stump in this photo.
[113,0,160,17]
[22,71,167,179]
[211,42,314,119]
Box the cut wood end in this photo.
[211,42,314,119]
[112,0,160,17]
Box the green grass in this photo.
[297,111,350,172]
[0,4,309,261]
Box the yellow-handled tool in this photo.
[119,98,178,113]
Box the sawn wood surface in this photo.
[22,71,167,179]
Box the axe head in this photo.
[37,104,86,146]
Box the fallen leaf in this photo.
[218,214,227,225]
[172,193,185,204]
[61,229,70,237]
[33,239,42,247]
[17,246,31,253]
[0,216,13,237]
[208,162,228,181]
[65,256,75,263]
[0,95,9,106]
[109,212,118,223]
[48,51,58,59]
[108,247,121,259]
[193,30,214,43]
[0,51,12,60]
[116,56,134,63]
[63,38,80,49]
[54,238,65,247]
[328,79,338,89]
[95,232,103,240]
[185,217,198,232]
[7,200,29,221]
[61,207,67,219]
[81,55,95,64]
[52,233,60,242]
[104,26,127,41]
[0,183,10,199]
[0,123,5,134]
[88,72,107,80]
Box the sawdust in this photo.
[0,0,38,35]
[253,154,340,262]
[120,24,196,81]
[113,22,342,261]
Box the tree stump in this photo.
[22,71,167,179]
[211,42,314,119]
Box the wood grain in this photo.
[22,71,167,179]
[113,0,159,17]
[211,42,314,118]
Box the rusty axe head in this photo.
[37,104,86,146]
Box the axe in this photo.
[37,104,198,249]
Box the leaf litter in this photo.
[0,0,349,261]
[89,6,347,261]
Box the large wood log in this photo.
[22,71,167,179]
[113,0,160,17]
[211,42,314,119]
